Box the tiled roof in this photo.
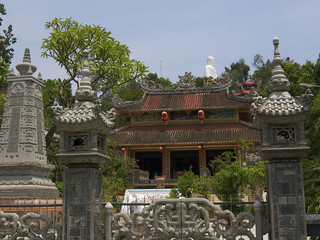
[253,92,311,117]
[116,91,250,112]
[53,101,115,134]
[109,123,260,146]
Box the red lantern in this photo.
[159,146,163,153]
[198,110,205,120]
[161,111,168,121]
[198,146,202,151]
[121,148,126,154]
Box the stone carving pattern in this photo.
[177,74,194,89]
[69,135,88,150]
[141,79,166,93]
[52,102,64,116]
[11,83,24,96]
[0,211,62,240]
[112,198,256,240]
[0,175,56,186]
[272,127,295,143]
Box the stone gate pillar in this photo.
[54,50,116,240]
[252,37,313,240]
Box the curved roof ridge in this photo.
[141,72,232,95]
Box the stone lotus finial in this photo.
[75,49,95,102]
[9,68,15,76]
[16,48,37,76]
[38,72,43,81]
[268,37,290,92]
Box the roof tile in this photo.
[117,91,249,112]
[109,123,259,146]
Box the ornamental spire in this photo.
[268,37,290,92]
[75,49,95,102]
[15,48,37,76]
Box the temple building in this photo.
[109,73,260,188]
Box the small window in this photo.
[69,135,88,150]
[272,128,295,143]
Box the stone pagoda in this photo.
[53,50,115,239]
[252,37,313,239]
[0,48,59,197]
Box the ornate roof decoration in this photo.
[112,94,143,109]
[53,50,116,133]
[177,73,194,89]
[252,37,313,125]
[141,79,166,93]
[140,72,232,95]
[232,79,262,98]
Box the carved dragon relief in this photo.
[0,211,62,240]
[112,198,260,240]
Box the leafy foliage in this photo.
[245,161,267,197]
[42,79,72,147]
[174,169,199,198]
[0,3,16,64]
[302,157,320,213]
[212,160,248,201]
[225,58,250,92]
[170,169,212,198]
[46,135,63,197]
[145,73,173,89]
[41,18,148,104]
[209,147,266,200]
[102,139,138,202]
[251,54,273,97]
[0,3,15,125]
[208,151,236,174]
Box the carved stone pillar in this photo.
[54,50,115,240]
[0,48,58,197]
[252,37,312,240]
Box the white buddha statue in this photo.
[205,56,217,80]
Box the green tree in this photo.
[175,169,199,198]
[212,160,248,202]
[145,72,173,89]
[0,3,16,124]
[303,157,320,213]
[41,17,148,105]
[170,169,212,198]
[209,151,236,175]
[251,54,273,97]
[0,3,16,64]
[102,139,138,202]
[246,161,267,197]
[41,18,148,145]
[225,58,250,92]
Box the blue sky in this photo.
[2,0,320,83]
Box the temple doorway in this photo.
[135,151,162,179]
[170,150,199,178]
